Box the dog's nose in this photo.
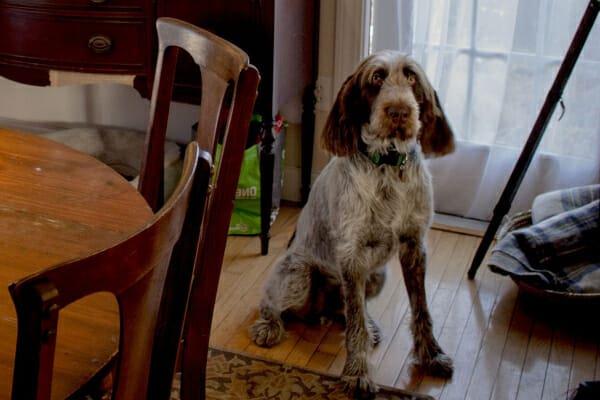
[386,105,411,124]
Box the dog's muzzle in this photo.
[384,104,417,140]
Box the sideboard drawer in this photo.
[2,0,147,13]
[0,9,148,73]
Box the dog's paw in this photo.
[249,318,285,348]
[342,357,378,399]
[367,318,383,347]
[419,352,454,379]
[341,374,378,399]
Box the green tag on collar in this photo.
[369,151,408,167]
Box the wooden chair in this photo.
[9,142,212,400]
[138,18,260,400]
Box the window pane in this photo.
[446,0,474,48]
[542,61,600,158]
[440,51,470,139]
[469,55,509,143]
[475,0,519,52]
[496,54,545,149]
[512,0,541,54]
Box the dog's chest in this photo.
[351,163,431,232]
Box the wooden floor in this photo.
[209,205,599,400]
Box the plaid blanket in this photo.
[488,186,600,293]
[532,184,600,223]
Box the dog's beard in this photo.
[362,125,418,155]
[388,127,410,141]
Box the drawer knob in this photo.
[90,0,110,4]
[88,35,113,54]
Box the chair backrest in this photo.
[9,142,212,400]
[138,17,259,212]
[139,18,260,400]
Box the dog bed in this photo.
[488,184,600,302]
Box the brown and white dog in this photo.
[250,51,455,397]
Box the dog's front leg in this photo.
[399,235,454,378]
[340,266,378,397]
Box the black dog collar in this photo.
[359,143,416,168]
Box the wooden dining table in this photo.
[0,128,153,398]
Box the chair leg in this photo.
[180,262,219,400]
[300,84,316,206]
[260,122,275,255]
[181,333,210,400]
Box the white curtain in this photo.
[370,0,600,221]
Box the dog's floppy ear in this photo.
[408,61,455,157]
[320,71,370,156]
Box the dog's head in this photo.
[321,51,455,157]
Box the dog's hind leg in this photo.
[250,254,312,348]
[399,234,454,378]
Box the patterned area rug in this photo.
[170,347,433,400]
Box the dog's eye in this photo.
[403,68,417,84]
[371,70,386,87]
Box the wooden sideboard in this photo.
[0,0,317,254]
[0,0,154,91]
[0,0,317,118]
